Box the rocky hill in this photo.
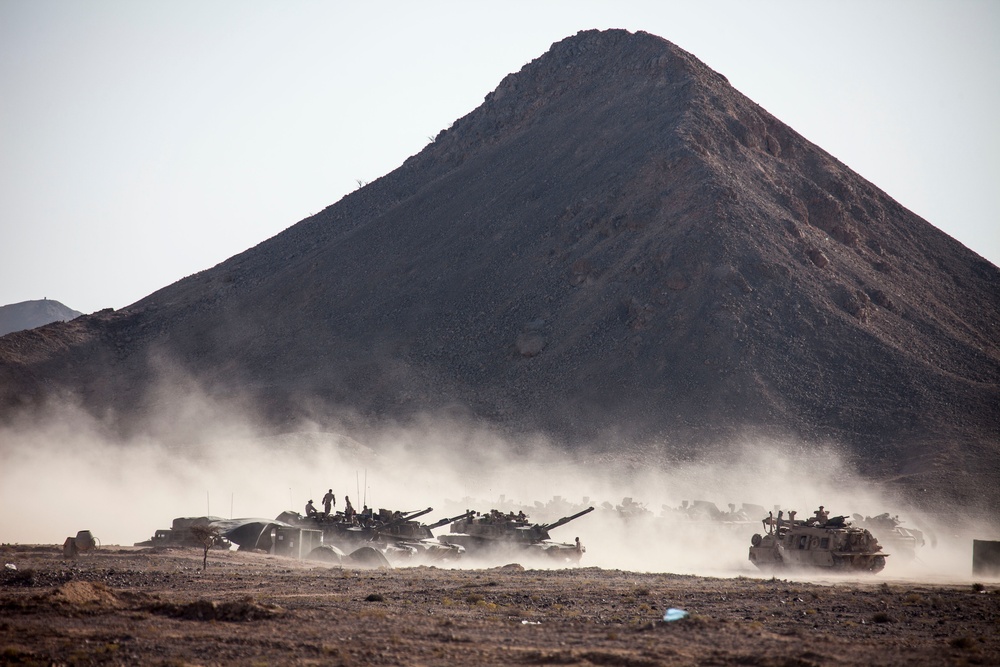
[1,30,997,510]
[0,299,82,337]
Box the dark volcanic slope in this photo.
[2,30,998,507]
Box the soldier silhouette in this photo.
[322,489,336,516]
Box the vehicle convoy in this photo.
[748,507,888,573]
[438,506,595,563]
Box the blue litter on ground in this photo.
[663,608,689,622]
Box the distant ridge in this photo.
[0,299,82,337]
[0,30,997,510]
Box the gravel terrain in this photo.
[2,545,998,666]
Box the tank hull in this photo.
[438,533,584,564]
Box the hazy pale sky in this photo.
[2,1,998,315]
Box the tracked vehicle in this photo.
[277,507,433,552]
[851,513,925,561]
[439,507,594,563]
[749,509,887,573]
[373,509,473,561]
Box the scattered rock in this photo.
[841,289,872,321]
[806,248,829,268]
[516,333,546,357]
[867,288,895,311]
[783,219,802,239]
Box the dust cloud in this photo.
[0,384,994,583]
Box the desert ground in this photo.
[1,544,998,666]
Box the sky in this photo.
[2,1,998,315]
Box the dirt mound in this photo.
[46,581,120,608]
[492,563,526,573]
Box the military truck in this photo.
[438,507,594,563]
[134,516,232,550]
[749,508,887,573]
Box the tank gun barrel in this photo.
[427,510,475,530]
[541,506,595,532]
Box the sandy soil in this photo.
[1,544,998,666]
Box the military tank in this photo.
[749,508,888,573]
[372,509,473,561]
[438,507,595,563]
[276,507,434,553]
[851,513,925,561]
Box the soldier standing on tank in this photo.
[322,489,336,516]
[344,496,355,522]
[813,506,829,524]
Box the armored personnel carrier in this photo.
[749,508,887,573]
[439,507,594,563]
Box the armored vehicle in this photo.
[439,506,595,563]
[134,516,233,550]
[749,508,887,573]
[276,507,471,563]
[851,513,925,561]
[615,497,654,522]
[276,507,433,552]
[372,509,473,561]
[135,516,331,559]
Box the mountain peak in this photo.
[1,30,997,510]
[0,298,83,337]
